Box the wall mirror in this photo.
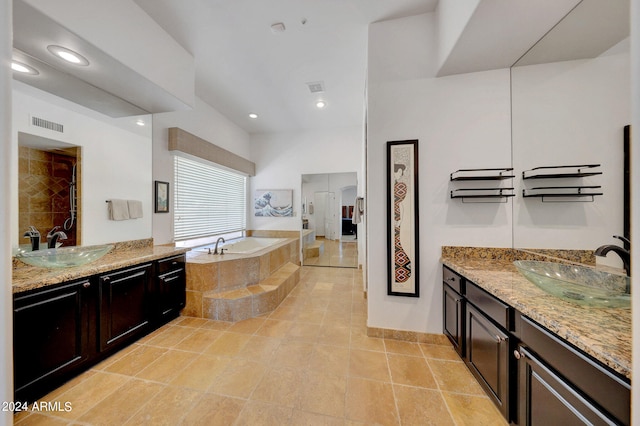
[301,172,358,268]
[18,133,81,248]
[511,0,630,255]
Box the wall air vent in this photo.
[31,116,64,133]
[306,81,325,93]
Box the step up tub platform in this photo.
[183,236,300,321]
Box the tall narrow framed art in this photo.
[387,140,419,297]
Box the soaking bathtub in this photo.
[196,237,287,254]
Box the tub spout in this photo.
[213,237,225,254]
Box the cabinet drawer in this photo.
[466,281,511,330]
[156,254,185,275]
[443,266,464,294]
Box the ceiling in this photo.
[132,0,438,134]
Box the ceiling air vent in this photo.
[31,116,64,133]
[306,81,325,93]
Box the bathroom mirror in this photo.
[511,0,630,252]
[301,172,358,268]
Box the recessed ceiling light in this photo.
[135,119,145,126]
[249,113,258,119]
[316,100,326,109]
[47,45,89,66]
[11,61,39,75]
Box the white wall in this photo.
[1,0,14,421]
[152,96,251,245]
[249,127,364,263]
[368,13,437,84]
[11,82,153,248]
[512,50,630,257]
[367,70,512,334]
[368,12,512,334]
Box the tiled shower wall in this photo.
[18,146,78,247]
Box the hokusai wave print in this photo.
[387,140,419,297]
[254,189,294,217]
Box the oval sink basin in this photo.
[15,244,114,268]
[513,260,630,308]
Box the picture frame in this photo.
[387,140,419,297]
[254,189,294,217]
[155,181,169,213]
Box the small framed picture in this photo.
[155,181,169,213]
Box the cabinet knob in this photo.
[447,277,456,281]
[495,335,506,343]
[172,261,178,266]
[103,276,111,283]
[513,349,524,360]
[82,282,90,289]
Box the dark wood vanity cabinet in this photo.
[14,254,187,403]
[442,267,465,356]
[155,254,186,323]
[442,264,631,426]
[13,278,95,402]
[98,263,153,352]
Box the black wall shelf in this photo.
[451,168,514,181]
[451,188,515,203]
[522,164,601,180]
[450,168,514,203]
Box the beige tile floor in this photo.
[14,267,506,425]
[303,239,358,268]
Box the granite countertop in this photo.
[12,240,190,294]
[442,248,631,381]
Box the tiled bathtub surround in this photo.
[442,246,631,379]
[185,237,300,321]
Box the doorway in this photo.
[301,172,358,268]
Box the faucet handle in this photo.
[613,235,631,248]
[48,226,61,236]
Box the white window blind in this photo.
[174,156,247,241]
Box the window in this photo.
[173,155,247,242]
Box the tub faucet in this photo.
[47,226,68,249]
[595,235,631,276]
[23,226,41,251]
[213,237,225,254]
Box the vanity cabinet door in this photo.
[517,346,617,426]
[98,263,152,352]
[155,255,186,323]
[13,279,94,402]
[466,303,510,420]
[443,283,465,357]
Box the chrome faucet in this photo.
[213,237,225,254]
[595,235,631,276]
[47,226,68,249]
[23,226,41,251]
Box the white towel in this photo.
[128,200,143,219]
[108,199,130,220]
[352,197,364,224]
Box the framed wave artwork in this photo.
[387,140,419,297]
[254,189,294,217]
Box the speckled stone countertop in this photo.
[442,246,631,381]
[12,239,190,294]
